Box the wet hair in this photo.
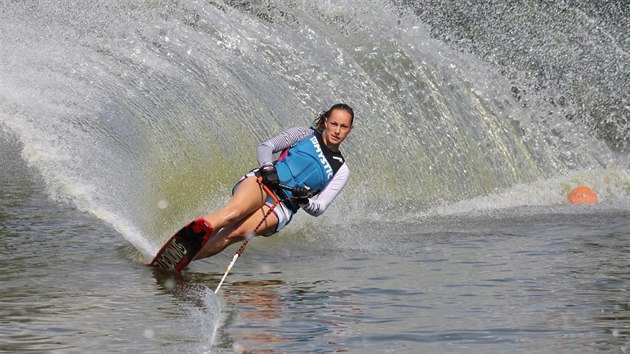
[312,103,354,131]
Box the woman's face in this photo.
[323,108,353,151]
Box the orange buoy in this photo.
[568,185,598,204]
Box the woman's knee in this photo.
[218,205,250,225]
[215,225,248,243]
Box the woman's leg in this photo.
[195,203,279,259]
[192,175,280,259]
[201,176,267,232]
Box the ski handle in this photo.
[277,183,313,198]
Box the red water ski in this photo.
[149,217,213,271]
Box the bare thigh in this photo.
[229,203,280,238]
[196,204,280,259]
[202,176,267,230]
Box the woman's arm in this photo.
[256,127,313,166]
[300,163,349,217]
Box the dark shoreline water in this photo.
[408,0,630,152]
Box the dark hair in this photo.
[312,103,354,131]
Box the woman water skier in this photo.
[192,103,354,260]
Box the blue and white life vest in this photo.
[275,129,344,208]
